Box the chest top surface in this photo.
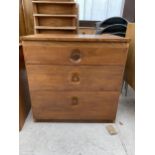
[22,34,130,43]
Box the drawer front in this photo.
[31,91,120,121]
[23,43,128,66]
[27,65,124,91]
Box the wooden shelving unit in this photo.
[32,0,79,34]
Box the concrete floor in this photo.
[20,87,135,155]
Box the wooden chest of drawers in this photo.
[22,34,129,122]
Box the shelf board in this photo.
[33,14,77,18]
[35,26,77,30]
[32,1,76,4]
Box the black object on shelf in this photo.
[96,24,127,34]
[96,17,128,37]
[96,17,128,28]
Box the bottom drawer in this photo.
[30,91,120,122]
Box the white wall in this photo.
[76,0,125,21]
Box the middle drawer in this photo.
[27,65,124,91]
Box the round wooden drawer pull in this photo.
[72,97,79,106]
[70,49,81,63]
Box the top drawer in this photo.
[23,41,128,66]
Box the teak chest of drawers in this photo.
[22,34,129,122]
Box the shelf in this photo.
[32,0,75,2]
[35,26,77,30]
[32,0,78,34]
[32,1,76,4]
[33,14,77,18]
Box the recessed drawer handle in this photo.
[71,73,80,83]
[71,97,79,106]
[70,49,81,63]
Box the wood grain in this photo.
[22,0,34,34]
[33,2,39,34]
[32,0,74,1]
[37,29,77,34]
[22,34,129,122]
[32,1,78,34]
[26,65,124,91]
[30,91,120,122]
[125,23,135,89]
[79,27,96,35]
[19,0,26,36]
[37,16,77,27]
[33,0,75,1]
[19,0,33,130]
[35,26,77,30]
[22,34,130,42]
[23,41,128,66]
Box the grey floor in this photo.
[20,87,135,155]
